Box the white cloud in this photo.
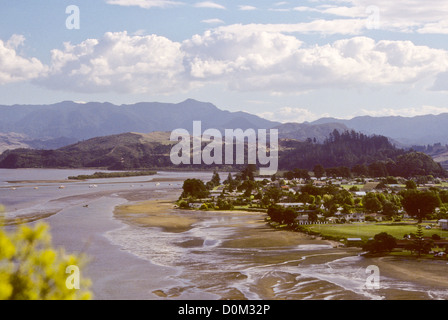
[217,20,367,36]
[296,0,448,34]
[182,30,448,93]
[0,35,47,85]
[31,29,448,96]
[39,32,186,94]
[417,21,448,35]
[360,106,448,118]
[258,107,330,123]
[238,5,256,11]
[201,19,224,24]
[194,1,226,9]
[105,0,183,9]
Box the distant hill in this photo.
[278,129,446,178]
[0,132,174,170]
[1,129,445,178]
[312,114,448,145]
[2,98,448,161]
[0,99,373,154]
[274,122,349,142]
[412,143,448,169]
[0,99,279,142]
[0,132,77,154]
[0,133,30,155]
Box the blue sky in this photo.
[1,0,448,122]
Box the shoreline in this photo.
[370,255,448,291]
[4,169,448,299]
[3,170,216,299]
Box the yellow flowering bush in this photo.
[0,205,92,300]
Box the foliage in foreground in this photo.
[0,212,91,300]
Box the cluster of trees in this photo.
[279,130,404,170]
[279,130,447,178]
[298,183,447,222]
[400,189,441,223]
[68,171,157,180]
[267,205,297,225]
[363,232,397,253]
[301,155,446,180]
[180,178,209,199]
[179,162,448,225]
[363,226,438,257]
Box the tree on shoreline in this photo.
[401,190,441,223]
[405,225,433,258]
[181,179,209,199]
[362,232,397,254]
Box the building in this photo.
[346,238,363,246]
[439,219,448,230]
[362,182,380,192]
[277,203,304,209]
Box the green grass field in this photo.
[305,221,448,241]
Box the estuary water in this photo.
[1,169,448,300]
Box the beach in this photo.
[108,190,448,300]
[2,169,448,300]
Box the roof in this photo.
[362,182,380,191]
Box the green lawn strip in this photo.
[340,184,364,190]
[304,222,448,241]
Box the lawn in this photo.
[305,221,448,241]
[340,184,364,190]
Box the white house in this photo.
[277,203,304,209]
[439,219,448,230]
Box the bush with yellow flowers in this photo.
[0,205,92,300]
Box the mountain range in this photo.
[0,99,447,154]
[0,99,277,141]
[312,114,448,146]
[1,130,445,179]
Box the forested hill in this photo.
[278,130,447,178]
[0,129,446,178]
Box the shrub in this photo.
[362,232,397,253]
[432,233,441,240]
[0,222,91,300]
[178,200,190,209]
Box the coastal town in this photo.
[177,166,448,257]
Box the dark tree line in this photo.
[279,130,446,178]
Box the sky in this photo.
[0,0,447,123]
